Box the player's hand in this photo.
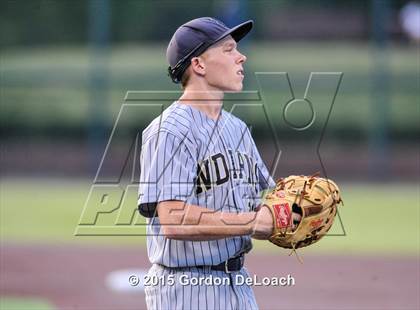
[292,212,302,230]
[251,205,274,240]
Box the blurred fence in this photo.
[1,43,417,140]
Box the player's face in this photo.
[201,36,247,92]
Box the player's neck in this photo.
[178,85,223,120]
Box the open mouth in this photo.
[237,69,244,77]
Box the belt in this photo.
[206,254,245,273]
[161,254,245,274]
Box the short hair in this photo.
[181,69,190,89]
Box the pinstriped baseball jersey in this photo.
[138,101,275,267]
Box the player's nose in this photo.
[237,51,247,64]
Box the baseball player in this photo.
[138,17,280,310]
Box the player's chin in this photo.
[225,81,243,92]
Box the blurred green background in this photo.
[1,0,419,252]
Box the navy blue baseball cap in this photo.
[167,17,253,83]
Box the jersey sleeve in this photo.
[138,131,197,217]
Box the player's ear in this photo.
[190,57,206,77]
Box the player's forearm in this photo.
[157,201,257,240]
[166,212,257,241]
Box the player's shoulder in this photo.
[142,101,195,142]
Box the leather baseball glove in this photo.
[261,173,343,251]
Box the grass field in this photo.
[0,297,54,310]
[1,178,419,256]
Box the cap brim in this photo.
[216,20,253,44]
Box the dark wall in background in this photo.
[0,0,411,47]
